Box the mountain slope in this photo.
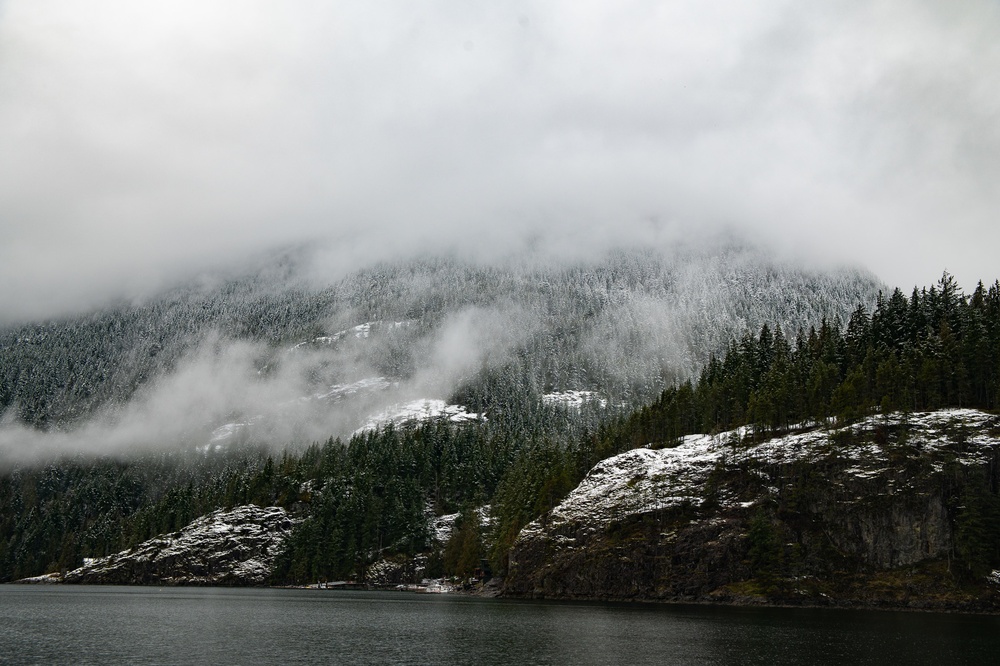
[504,409,1000,611]
[5,268,999,599]
[0,244,882,459]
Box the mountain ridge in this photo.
[0,244,881,461]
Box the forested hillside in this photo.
[504,274,1000,608]
[4,271,998,589]
[623,272,1000,447]
[0,245,879,447]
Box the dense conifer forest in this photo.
[0,248,879,432]
[3,271,998,585]
[625,273,1000,446]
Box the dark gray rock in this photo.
[504,410,1000,610]
[60,505,297,586]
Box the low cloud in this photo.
[412,306,538,394]
[1,1,999,324]
[0,302,543,465]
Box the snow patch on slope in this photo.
[431,512,460,543]
[210,422,251,443]
[520,409,1000,541]
[314,377,396,401]
[203,377,398,449]
[542,390,608,409]
[429,505,492,544]
[289,321,415,351]
[355,399,482,435]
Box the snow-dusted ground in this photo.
[200,418,262,452]
[429,505,492,544]
[47,505,299,586]
[519,409,1000,541]
[205,385,475,449]
[541,390,608,409]
[431,512,460,543]
[355,399,482,435]
[209,421,251,443]
[289,321,415,352]
[314,376,396,401]
[202,377,398,449]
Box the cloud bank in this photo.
[0,304,539,465]
[2,0,999,323]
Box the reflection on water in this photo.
[2,586,999,665]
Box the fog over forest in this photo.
[0,244,883,464]
[2,1,999,324]
[2,1,997,463]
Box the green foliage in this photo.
[443,507,484,578]
[954,468,1000,577]
[4,270,1000,586]
[489,441,576,574]
[0,448,284,581]
[0,249,881,430]
[621,274,1000,446]
[272,422,523,584]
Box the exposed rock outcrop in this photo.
[28,505,297,586]
[504,410,1000,610]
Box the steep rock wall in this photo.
[505,410,1000,610]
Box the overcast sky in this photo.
[2,0,999,324]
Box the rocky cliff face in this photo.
[26,505,297,586]
[504,410,1000,610]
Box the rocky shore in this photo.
[502,410,1000,613]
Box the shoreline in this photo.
[10,575,999,615]
[495,590,1000,615]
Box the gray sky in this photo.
[2,0,999,323]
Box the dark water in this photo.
[2,586,999,665]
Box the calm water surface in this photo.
[2,586,998,665]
